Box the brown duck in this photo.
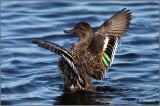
[32,8,132,92]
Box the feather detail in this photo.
[61,54,85,88]
[102,36,118,67]
[104,53,111,62]
[32,40,85,88]
[102,56,109,66]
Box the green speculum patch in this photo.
[104,53,111,62]
[102,56,109,66]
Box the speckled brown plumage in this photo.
[32,8,132,92]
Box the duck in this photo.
[32,8,132,92]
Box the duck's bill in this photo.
[64,29,75,33]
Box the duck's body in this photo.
[32,8,132,92]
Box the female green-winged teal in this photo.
[32,8,132,92]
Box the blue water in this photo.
[1,1,159,105]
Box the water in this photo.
[1,1,159,105]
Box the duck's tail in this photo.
[32,40,85,87]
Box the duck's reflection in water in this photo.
[54,86,116,105]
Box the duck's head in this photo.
[64,22,92,39]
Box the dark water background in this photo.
[1,1,159,105]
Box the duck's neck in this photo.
[74,34,92,50]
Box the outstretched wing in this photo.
[87,8,132,80]
[94,8,132,40]
[32,40,85,87]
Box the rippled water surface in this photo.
[1,1,159,105]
